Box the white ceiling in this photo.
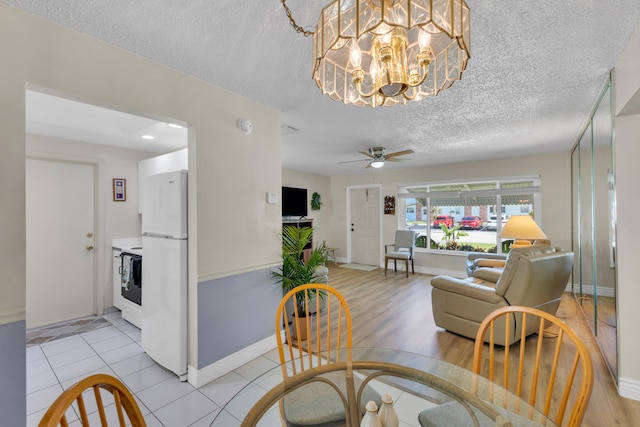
[7,0,640,176]
[25,90,188,154]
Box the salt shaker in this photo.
[360,400,382,427]
[377,393,399,427]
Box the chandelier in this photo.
[282,0,470,107]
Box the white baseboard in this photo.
[565,283,615,298]
[334,258,461,278]
[619,376,640,402]
[187,334,278,388]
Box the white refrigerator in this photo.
[141,170,188,380]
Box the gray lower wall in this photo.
[0,320,26,427]
[197,268,281,368]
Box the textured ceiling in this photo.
[5,0,640,176]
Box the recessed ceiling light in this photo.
[141,135,155,140]
[167,123,183,129]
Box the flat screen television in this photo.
[282,186,308,218]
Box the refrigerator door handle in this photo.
[142,232,171,239]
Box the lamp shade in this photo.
[498,215,548,240]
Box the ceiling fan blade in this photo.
[385,149,415,159]
[365,162,373,169]
[338,158,369,164]
[386,157,411,162]
[359,151,375,158]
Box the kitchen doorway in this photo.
[26,157,97,328]
[23,87,188,331]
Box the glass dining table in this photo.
[210,347,557,427]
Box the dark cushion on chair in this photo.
[283,371,381,427]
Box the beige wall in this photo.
[282,168,332,252]
[0,3,281,369]
[614,18,640,398]
[614,114,640,392]
[328,152,571,272]
[615,26,640,114]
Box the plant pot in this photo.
[291,315,309,341]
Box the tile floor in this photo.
[26,310,284,427]
[26,311,432,427]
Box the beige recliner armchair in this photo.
[431,245,573,345]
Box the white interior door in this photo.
[350,187,380,266]
[26,158,96,328]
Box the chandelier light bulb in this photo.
[350,41,362,68]
[418,30,431,49]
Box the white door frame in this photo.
[346,184,383,266]
[26,150,105,316]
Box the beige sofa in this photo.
[431,245,573,345]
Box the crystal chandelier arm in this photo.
[408,50,432,85]
[351,68,380,99]
[281,0,314,37]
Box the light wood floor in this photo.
[578,295,617,376]
[325,264,640,427]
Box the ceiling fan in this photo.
[339,147,415,169]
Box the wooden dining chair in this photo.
[419,306,593,427]
[38,373,146,427]
[472,306,593,427]
[275,283,380,427]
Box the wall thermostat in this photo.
[267,192,278,204]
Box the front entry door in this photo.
[26,158,96,328]
[350,187,380,266]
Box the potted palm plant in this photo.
[271,225,328,338]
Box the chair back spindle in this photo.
[38,373,146,427]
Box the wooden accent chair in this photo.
[419,306,593,427]
[275,284,380,427]
[38,373,146,427]
[384,230,416,278]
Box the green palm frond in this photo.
[272,225,328,314]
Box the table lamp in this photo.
[498,215,548,248]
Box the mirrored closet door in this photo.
[571,75,618,382]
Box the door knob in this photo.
[86,244,94,251]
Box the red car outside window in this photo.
[433,215,454,228]
[460,216,483,230]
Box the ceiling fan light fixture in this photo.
[282,0,470,108]
[370,160,385,168]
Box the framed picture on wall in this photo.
[113,178,126,202]
[384,195,395,215]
